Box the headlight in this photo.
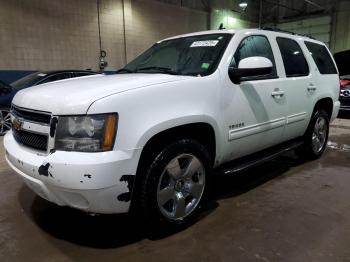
[55,114,118,152]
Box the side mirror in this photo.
[228,56,273,84]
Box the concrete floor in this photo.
[1,116,350,262]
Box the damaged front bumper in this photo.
[4,131,141,214]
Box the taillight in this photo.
[340,79,350,89]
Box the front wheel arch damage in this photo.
[117,175,135,202]
[129,123,216,217]
[38,163,53,177]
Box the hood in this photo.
[12,74,190,115]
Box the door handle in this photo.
[271,90,285,98]
[307,83,317,92]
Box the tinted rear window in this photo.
[276,37,309,77]
[305,41,337,75]
[334,50,350,76]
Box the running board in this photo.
[217,139,304,176]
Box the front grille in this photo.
[13,129,48,151]
[11,106,51,124]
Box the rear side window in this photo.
[304,41,337,74]
[232,35,277,77]
[276,37,309,77]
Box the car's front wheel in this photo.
[0,107,11,136]
[139,139,211,230]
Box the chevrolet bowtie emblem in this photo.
[12,117,23,131]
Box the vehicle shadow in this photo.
[19,152,304,249]
[18,185,146,248]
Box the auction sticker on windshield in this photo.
[190,40,219,47]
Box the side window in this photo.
[233,35,277,77]
[304,41,337,74]
[276,37,309,77]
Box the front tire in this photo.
[296,109,329,160]
[139,139,211,230]
[0,107,11,136]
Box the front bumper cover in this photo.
[4,131,141,214]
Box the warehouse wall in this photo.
[210,9,257,30]
[273,0,350,54]
[209,0,258,30]
[276,16,332,47]
[127,0,209,62]
[0,0,208,83]
[331,0,350,53]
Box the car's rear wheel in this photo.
[139,139,211,230]
[296,109,329,160]
[0,107,11,136]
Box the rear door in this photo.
[273,37,314,140]
[304,41,339,110]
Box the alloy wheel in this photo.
[157,153,206,221]
[0,109,11,135]
[311,115,328,154]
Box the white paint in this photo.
[5,28,340,214]
[238,56,273,69]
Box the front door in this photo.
[220,34,287,163]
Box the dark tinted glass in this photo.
[233,35,276,76]
[40,73,72,84]
[305,41,337,75]
[74,72,95,77]
[11,72,47,89]
[276,37,309,77]
[334,50,350,76]
[0,80,12,95]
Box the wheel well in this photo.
[129,123,216,213]
[314,98,333,119]
[139,123,216,167]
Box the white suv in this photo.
[4,29,340,229]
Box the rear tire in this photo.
[139,139,212,231]
[0,107,11,136]
[296,109,329,160]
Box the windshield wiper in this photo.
[135,66,179,75]
[116,68,134,74]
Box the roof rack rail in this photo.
[262,27,316,40]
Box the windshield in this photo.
[11,72,47,89]
[122,33,233,76]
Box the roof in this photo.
[160,28,323,45]
[161,29,236,42]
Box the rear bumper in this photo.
[331,101,341,121]
[339,97,350,111]
[4,131,141,214]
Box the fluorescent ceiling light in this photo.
[239,2,248,8]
